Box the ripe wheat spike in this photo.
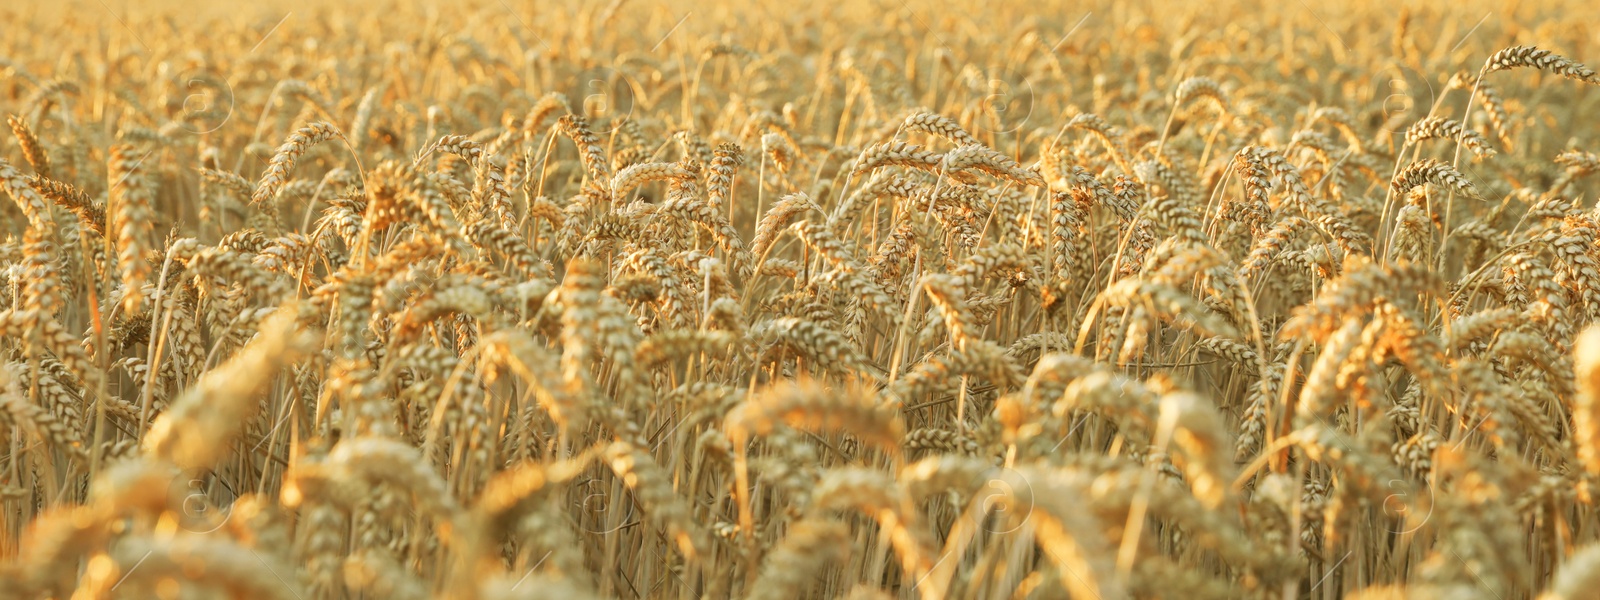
[3,1,1600,598]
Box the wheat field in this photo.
[2,0,1600,598]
